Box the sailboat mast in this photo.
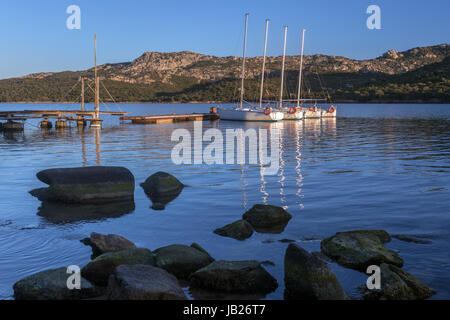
[259,19,269,109]
[239,13,249,109]
[94,34,99,119]
[296,29,306,108]
[279,26,288,109]
[81,77,85,111]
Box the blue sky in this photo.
[0,0,449,79]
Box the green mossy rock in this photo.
[13,267,99,300]
[362,263,436,300]
[31,166,135,204]
[106,264,187,300]
[190,260,278,294]
[140,172,184,207]
[81,248,155,286]
[214,220,254,240]
[242,204,292,233]
[284,244,348,300]
[154,244,214,279]
[321,230,403,271]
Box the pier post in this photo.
[55,119,67,129]
[40,118,52,129]
[2,120,24,131]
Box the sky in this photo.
[0,0,449,79]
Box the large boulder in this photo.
[189,260,278,294]
[30,166,135,204]
[107,264,187,300]
[242,204,292,233]
[81,248,155,286]
[154,244,214,279]
[81,232,137,258]
[362,263,436,300]
[321,230,403,271]
[13,267,98,300]
[140,172,184,209]
[284,244,348,300]
[214,220,254,240]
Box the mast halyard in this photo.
[279,26,288,110]
[94,34,100,120]
[239,13,249,110]
[259,19,269,109]
[296,29,306,109]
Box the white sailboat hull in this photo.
[282,109,304,120]
[218,108,284,122]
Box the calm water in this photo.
[0,103,449,300]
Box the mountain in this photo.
[0,44,449,103]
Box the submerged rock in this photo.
[13,267,98,300]
[320,230,403,271]
[362,263,436,300]
[284,244,348,300]
[140,172,184,209]
[81,248,155,286]
[214,220,254,240]
[154,244,214,279]
[242,204,292,233]
[34,200,135,224]
[81,232,136,258]
[107,264,187,300]
[30,166,135,204]
[392,234,432,244]
[189,260,278,294]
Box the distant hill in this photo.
[0,44,448,103]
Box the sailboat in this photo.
[278,27,303,120]
[218,14,284,122]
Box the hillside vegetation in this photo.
[0,44,448,103]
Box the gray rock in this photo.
[140,172,184,207]
[321,230,403,271]
[214,220,254,240]
[154,244,214,279]
[242,204,292,233]
[81,248,155,286]
[13,267,99,300]
[284,244,348,300]
[189,260,278,294]
[81,232,136,258]
[362,263,436,300]
[30,166,135,204]
[107,264,187,300]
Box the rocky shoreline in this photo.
[13,166,436,300]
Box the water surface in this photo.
[0,103,449,299]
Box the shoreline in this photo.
[0,100,449,105]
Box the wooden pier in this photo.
[120,112,219,124]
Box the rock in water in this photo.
[214,220,254,240]
[81,232,137,258]
[189,260,278,294]
[242,204,292,233]
[13,267,98,300]
[140,172,184,209]
[153,244,214,279]
[107,264,187,300]
[284,244,348,300]
[81,248,155,286]
[31,166,135,204]
[362,263,436,300]
[321,230,403,271]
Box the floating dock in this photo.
[120,112,219,124]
